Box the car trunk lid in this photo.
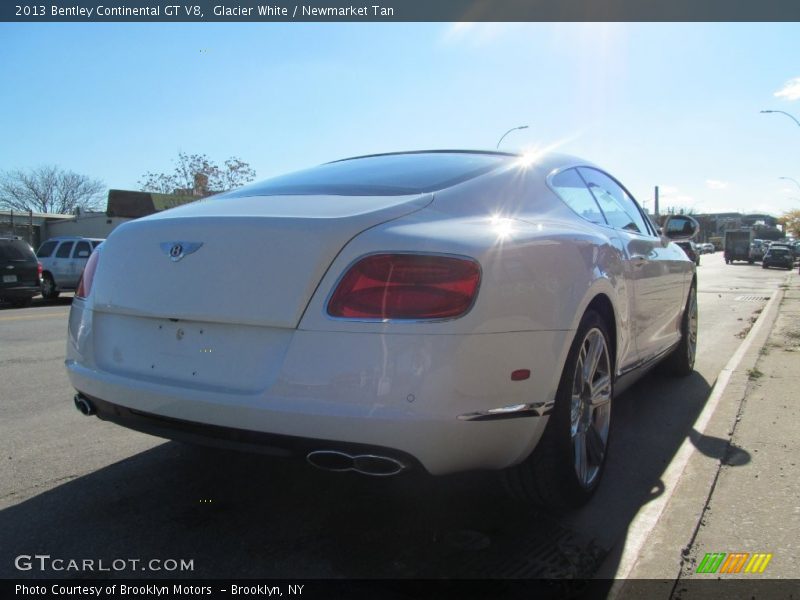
[91,193,432,328]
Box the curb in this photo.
[607,277,788,591]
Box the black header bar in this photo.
[4,0,800,22]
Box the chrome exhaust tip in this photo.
[306,450,354,472]
[306,450,408,477]
[73,394,95,416]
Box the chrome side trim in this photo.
[617,340,680,378]
[457,401,554,421]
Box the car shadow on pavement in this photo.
[0,369,721,580]
[0,296,72,310]
[688,428,750,466]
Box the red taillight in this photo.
[37,262,43,278]
[327,253,481,320]
[75,248,101,299]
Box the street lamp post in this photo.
[760,110,800,128]
[496,125,529,149]
[779,176,800,192]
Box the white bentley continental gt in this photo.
[67,150,698,509]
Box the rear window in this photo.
[56,242,74,258]
[223,152,511,198]
[37,240,58,258]
[74,241,91,257]
[770,248,789,255]
[0,239,35,260]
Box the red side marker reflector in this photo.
[511,369,530,381]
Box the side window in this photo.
[91,241,102,249]
[578,168,650,235]
[55,242,74,258]
[37,241,58,258]
[550,168,607,225]
[73,241,91,258]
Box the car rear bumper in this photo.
[66,300,570,475]
[0,283,40,299]
[77,392,423,468]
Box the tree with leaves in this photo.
[0,165,105,214]
[778,208,800,237]
[138,152,256,196]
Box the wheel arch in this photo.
[583,293,617,377]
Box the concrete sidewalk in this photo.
[614,269,799,594]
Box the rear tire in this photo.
[41,273,59,300]
[663,282,697,377]
[502,310,613,511]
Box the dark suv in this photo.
[0,238,42,307]
[762,246,794,270]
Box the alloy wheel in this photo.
[569,328,612,489]
[686,289,698,368]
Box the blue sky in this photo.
[1,22,799,216]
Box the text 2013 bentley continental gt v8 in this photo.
[67,151,698,509]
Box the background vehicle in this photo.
[0,237,42,308]
[773,241,798,262]
[698,243,715,254]
[724,229,754,264]
[676,240,700,266]
[66,150,698,511]
[37,236,104,299]
[749,239,767,262]
[762,246,794,270]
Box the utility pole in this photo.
[654,186,660,219]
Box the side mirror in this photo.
[662,215,699,241]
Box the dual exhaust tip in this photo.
[306,450,408,477]
[74,394,407,477]
[74,394,95,416]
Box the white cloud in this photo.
[658,185,695,210]
[774,77,800,101]
[705,179,729,190]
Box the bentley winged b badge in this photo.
[160,241,203,262]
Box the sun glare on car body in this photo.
[490,215,516,241]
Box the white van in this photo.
[37,236,104,299]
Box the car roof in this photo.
[330,149,592,174]
[222,149,593,199]
[41,236,105,242]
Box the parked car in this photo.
[770,241,798,262]
[67,150,698,510]
[37,236,104,299]
[762,246,794,270]
[749,239,767,262]
[0,237,42,307]
[676,240,700,266]
[698,243,715,254]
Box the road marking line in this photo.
[609,284,785,588]
[0,312,66,322]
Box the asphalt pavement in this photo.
[0,254,795,589]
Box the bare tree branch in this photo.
[0,166,105,214]
[138,153,256,195]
